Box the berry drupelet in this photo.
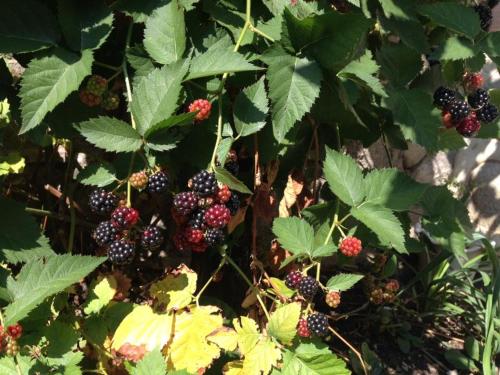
[173,191,199,216]
[298,276,319,300]
[191,170,217,197]
[204,204,231,228]
[147,171,169,193]
[140,226,164,251]
[339,236,362,257]
[95,221,120,247]
[285,271,303,289]
[108,240,135,264]
[307,313,329,336]
[467,88,489,110]
[89,189,118,215]
[111,207,139,230]
[476,103,499,123]
[433,87,456,109]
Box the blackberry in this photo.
[297,318,311,338]
[140,226,163,250]
[204,204,231,228]
[7,324,22,340]
[101,91,120,111]
[94,221,119,247]
[191,170,217,197]
[111,207,139,229]
[86,75,107,96]
[205,228,224,246]
[306,313,329,337]
[216,185,231,203]
[226,193,240,215]
[225,160,239,176]
[456,114,481,137]
[298,276,319,300]
[188,99,212,121]
[475,4,492,31]
[339,236,362,257]
[476,103,499,123]
[89,189,118,215]
[467,88,489,109]
[147,171,169,193]
[325,291,341,308]
[433,87,456,109]
[173,191,198,215]
[189,210,206,229]
[385,279,400,293]
[5,338,19,357]
[285,271,303,289]
[184,226,205,244]
[449,100,470,123]
[108,240,135,264]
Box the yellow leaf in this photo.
[267,302,301,345]
[233,316,261,355]
[168,306,223,373]
[207,327,238,351]
[112,305,173,351]
[84,275,117,315]
[0,152,25,176]
[243,338,281,375]
[223,360,245,375]
[150,264,197,311]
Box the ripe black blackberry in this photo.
[226,193,240,215]
[285,271,303,289]
[147,171,169,193]
[191,170,217,197]
[449,100,470,123]
[89,189,118,215]
[475,4,492,31]
[141,226,164,250]
[298,276,319,300]
[476,103,499,123]
[467,88,489,109]
[111,207,139,229]
[225,160,239,176]
[433,87,456,109]
[108,240,135,264]
[205,228,224,246]
[94,221,119,247]
[307,313,329,336]
[189,209,206,230]
[173,191,198,215]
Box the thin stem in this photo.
[67,185,76,253]
[25,207,93,228]
[249,24,275,42]
[224,254,270,320]
[209,97,224,171]
[94,61,120,71]
[14,356,22,375]
[328,327,368,375]
[108,69,123,82]
[195,258,226,305]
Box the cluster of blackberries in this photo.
[297,313,329,337]
[0,323,22,356]
[172,171,239,252]
[129,171,169,193]
[285,272,320,300]
[434,77,498,137]
[90,189,164,264]
[79,75,120,111]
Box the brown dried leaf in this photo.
[253,186,277,224]
[278,171,304,217]
[228,205,248,234]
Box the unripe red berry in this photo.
[325,291,341,308]
[441,110,455,129]
[86,75,108,96]
[204,204,231,228]
[297,318,311,338]
[129,171,148,190]
[463,72,484,92]
[188,99,212,121]
[102,91,120,111]
[7,324,22,340]
[184,227,205,244]
[339,236,362,257]
[385,279,400,293]
[216,185,232,203]
[79,89,101,107]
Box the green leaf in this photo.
[281,9,372,71]
[379,0,416,20]
[338,51,386,97]
[268,303,301,345]
[0,197,55,264]
[384,88,439,150]
[323,147,365,206]
[0,0,60,53]
[78,162,117,187]
[444,349,477,371]
[144,112,196,138]
[84,276,117,315]
[272,217,314,256]
[351,203,406,253]
[214,167,252,194]
[127,45,156,85]
[364,169,427,211]
[478,32,500,57]
[111,0,168,23]
[4,254,106,325]
[281,341,350,375]
[433,36,477,61]
[58,0,113,51]
[269,278,295,298]
[380,17,429,53]
[186,44,260,80]
[216,137,233,166]
[132,350,167,375]
[312,244,337,259]
[377,44,422,87]
[0,356,33,375]
[234,77,269,137]
[418,2,481,40]
[77,117,142,153]
[19,49,93,134]
[326,273,364,292]
[132,60,189,136]
[262,46,322,143]
[144,0,185,65]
